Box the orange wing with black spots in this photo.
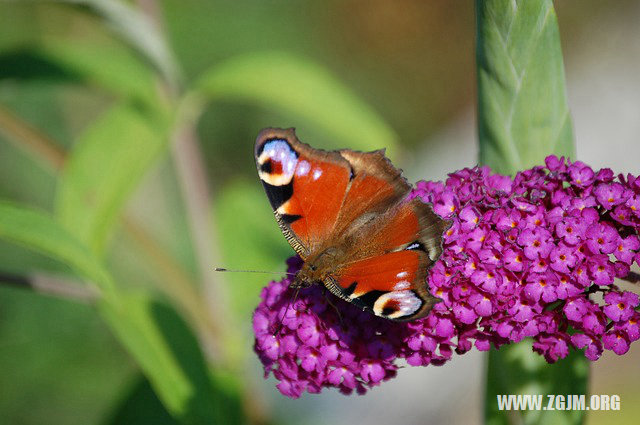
[255,128,449,321]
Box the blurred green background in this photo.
[1,1,639,424]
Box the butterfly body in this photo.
[255,128,449,321]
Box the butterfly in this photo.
[255,128,450,321]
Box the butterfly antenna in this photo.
[273,286,301,336]
[214,267,296,276]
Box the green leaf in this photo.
[213,180,294,362]
[476,0,574,176]
[0,201,240,424]
[101,295,243,425]
[0,40,161,109]
[55,102,168,255]
[0,200,114,295]
[0,285,133,425]
[40,39,159,108]
[195,51,398,155]
[60,0,180,86]
[105,375,180,425]
[485,342,589,425]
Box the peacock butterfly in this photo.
[255,128,450,321]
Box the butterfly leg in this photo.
[322,288,347,331]
[272,286,303,336]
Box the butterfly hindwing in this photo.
[326,251,433,320]
[329,198,449,320]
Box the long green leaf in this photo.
[105,371,245,425]
[0,201,114,295]
[55,102,168,255]
[105,375,180,425]
[476,1,586,425]
[195,51,398,155]
[0,284,132,425]
[101,295,242,425]
[0,40,160,107]
[214,180,292,321]
[0,202,236,424]
[60,0,180,87]
[38,39,161,107]
[476,0,574,176]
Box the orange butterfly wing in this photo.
[255,128,407,257]
[255,128,449,321]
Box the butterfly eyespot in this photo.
[381,300,400,316]
[257,139,298,187]
[259,159,274,174]
[373,291,422,319]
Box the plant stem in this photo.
[0,272,98,303]
[476,2,585,425]
[170,103,234,354]
[121,217,224,356]
[0,103,65,170]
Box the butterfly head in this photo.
[291,262,322,289]
[292,246,344,290]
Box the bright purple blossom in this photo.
[555,218,584,245]
[549,244,577,273]
[568,161,595,187]
[585,223,619,254]
[614,235,640,264]
[503,248,525,272]
[602,331,630,355]
[254,157,640,397]
[570,333,602,361]
[517,228,553,260]
[603,291,639,322]
[617,313,640,341]
[594,183,629,209]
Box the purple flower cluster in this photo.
[253,156,640,398]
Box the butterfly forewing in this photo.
[255,128,410,256]
[332,149,411,235]
[255,128,354,257]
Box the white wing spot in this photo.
[296,160,311,176]
[393,280,411,291]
